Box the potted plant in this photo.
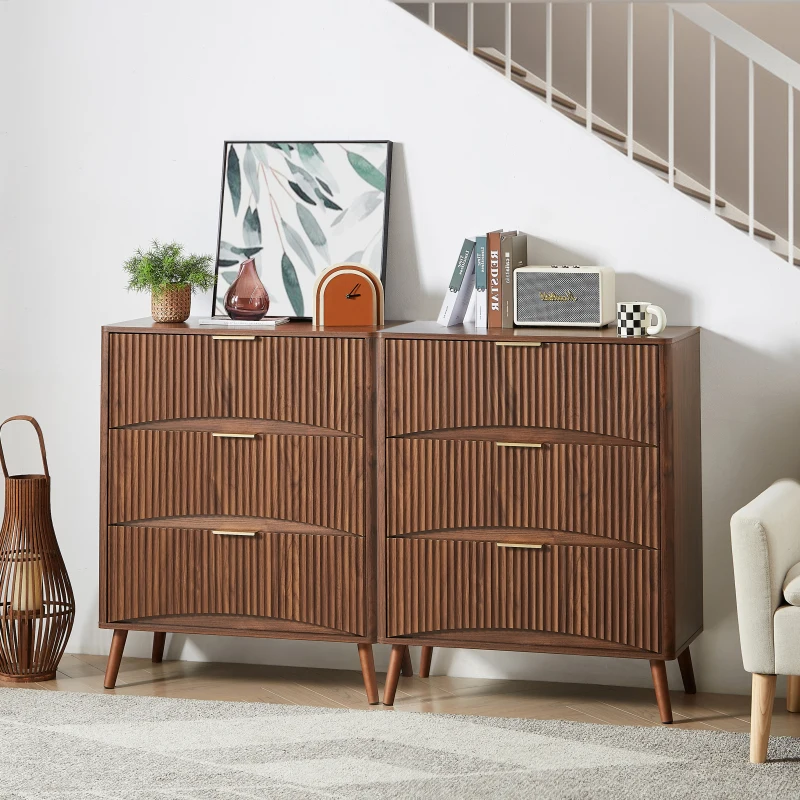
[123,240,215,323]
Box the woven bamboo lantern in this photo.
[0,416,74,681]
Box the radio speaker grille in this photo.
[516,272,600,324]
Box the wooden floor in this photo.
[6,653,800,736]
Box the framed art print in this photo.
[212,141,393,318]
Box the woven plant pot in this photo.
[151,284,191,323]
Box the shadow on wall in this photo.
[383,143,439,321]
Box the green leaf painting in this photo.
[347,151,385,192]
[281,253,304,316]
[227,146,241,216]
[243,144,260,203]
[215,142,391,318]
[282,220,316,274]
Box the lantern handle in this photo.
[0,416,50,479]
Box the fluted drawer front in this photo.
[108,333,365,435]
[107,527,365,636]
[386,339,658,444]
[387,538,659,652]
[387,439,659,548]
[109,430,364,535]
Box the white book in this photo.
[198,316,290,328]
[437,238,476,327]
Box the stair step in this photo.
[473,46,527,78]
[672,181,726,208]
[610,143,670,175]
[556,106,627,144]
[510,74,577,111]
[723,216,776,241]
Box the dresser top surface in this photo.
[103,318,699,344]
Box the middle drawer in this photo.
[108,429,364,536]
[386,438,659,548]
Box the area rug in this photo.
[0,689,799,798]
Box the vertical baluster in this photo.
[627,2,633,158]
[428,2,435,29]
[749,58,755,238]
[789,85,795,264]
[710,35,716,213]
[505,2,511,80]
[586,2,593,132]
[546,2,553,107]
[467,2,474,55]
[668,6,675,187]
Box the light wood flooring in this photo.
[6,652,800,736]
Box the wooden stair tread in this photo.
[611,144,670,175]
[672,181,726,208]
[473,46,527,78]
[723,216,776,241]
[510,74,577,111]
[556,107,627,144]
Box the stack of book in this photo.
[437,231,528,328]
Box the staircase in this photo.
[397,2,800,267]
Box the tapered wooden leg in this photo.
[751,673,776,763]
[787,675,800,712]
[400,645,413,677]
[152,632,167,664]
[649,660,673,724]
[419,646,433,678]
[677,647,696,694]
[104,629,128,689]
[383,645,406,706]
[357,644,379,705]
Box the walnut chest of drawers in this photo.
[377,323,702,722]
[99,319,381,702]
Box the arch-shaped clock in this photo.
[312,263,385,327]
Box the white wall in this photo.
[2,0,800,697]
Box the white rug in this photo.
[0,688,799,798]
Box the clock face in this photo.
[316,268,381,327]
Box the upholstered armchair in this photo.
[731,479,800,763]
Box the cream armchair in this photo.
[731,478,800,763]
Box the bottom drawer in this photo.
[386,538,659,653]
[106,527,366,637]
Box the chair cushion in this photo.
[775,605,800,673]
[783,562,800,606]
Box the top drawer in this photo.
[385,339,659,445]
[108,333,366,436]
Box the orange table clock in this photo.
[313,263,385,327]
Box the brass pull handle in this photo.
[211,530,258,537]
[495,442,542,449]
[496,543,544,549]
[211,432,257,439]
[495,341,542,348]
[212,335,257,341]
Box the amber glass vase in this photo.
[224,258,269,320]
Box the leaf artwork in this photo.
[216,142,390,318]
[347,151,385,192]
[282,220,316,274]
[296,204,329,262]
[227,146,241,216]
[281,253,304,316]
[243,144,260,203]
[243,208,261,247]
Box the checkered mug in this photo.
[616,302,667,337]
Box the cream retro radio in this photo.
[513,266,615,327]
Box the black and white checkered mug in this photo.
[616,302,667,337]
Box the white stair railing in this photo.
[399,0,800,266]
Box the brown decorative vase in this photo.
[151,284,191,323]
[0,416,75,682]
[224,257,269,320]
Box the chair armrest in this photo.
[731,479,800,674]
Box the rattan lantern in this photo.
[0,416,74,681]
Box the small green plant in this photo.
[123,240,215,297]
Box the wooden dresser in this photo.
[99,319,382,702]
[377,323,702,723]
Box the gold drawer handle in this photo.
[495,342,542,348]
[495,442,542,449]
[212,335,257,341]
[497,543,544,549]
[211,530,258,537]
[212,432,257,439]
